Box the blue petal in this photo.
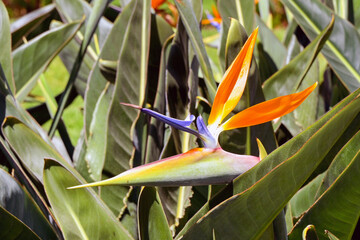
[196,116,217,148]
[121,103,200,138]
[206,13,221,31]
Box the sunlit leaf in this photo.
[0,1,14,92]
[43,159,133,239]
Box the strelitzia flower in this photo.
[123,28,316,150]
[151,0,178,27]
[202,5,222,31]
[69,28,317,189]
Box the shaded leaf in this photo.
[289,130,360,239]
[55,0,112,48]
[0,207,40,240]
[0,168,57,239]
[11,4,56,49]
[49,0,112,137]
[263,16,334,100]
[174,0,217,100]
[256,14,287,70]
[138,187,172,240]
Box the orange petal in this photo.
[222,82,318,130]
[202,19,212,25]
[212,5,221,19]
[152,0,166,9]
[208,27,258,126]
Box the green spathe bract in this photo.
[68,148,260,188]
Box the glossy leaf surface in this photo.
[0,168,57,239]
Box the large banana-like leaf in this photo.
[12,20,82,101]
[180,88,360,239]
[43,159,133,240]
[0,2,14,92]
[263,16,334,100]
[281,0,360,92]
[256,14,287,71]
[0,136,58,231]
[103,0,151,175]
[0,168,57,239]
[1,117,133,239]
[11,4,56,49]
[83,0,148,137]
[143,34,173,164]
[289,130,360,239]
[138,187,172,240]
[282,61,319,136]
[174,0,217,101]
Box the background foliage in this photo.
[1,0,360,239]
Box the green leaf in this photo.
[289,130,360,239]
[317,129,360,197]
[2,117,71,182]
[263,15,334,100]
[83,0,142,137]
[256,14,287,70]
[49,0,111,138]
[104,0,151,175]
[0,168,57,239]
[11,4,56,49]
[174,0,217,101]
[281,0,360,92]
[282,60,319,136]
[218,0,255,35]
[0,1,15,92]
[0,207,41,240]
[289,173,325,219]
[12,20,82,101]
[84,83,112,181]
[0,136,59,234]
[55,0,112,49]
[138,187,172,240]
[180,88,360,239]
[144,34,173,164]
[43,159,133,240]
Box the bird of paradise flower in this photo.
[69,28,317,189]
